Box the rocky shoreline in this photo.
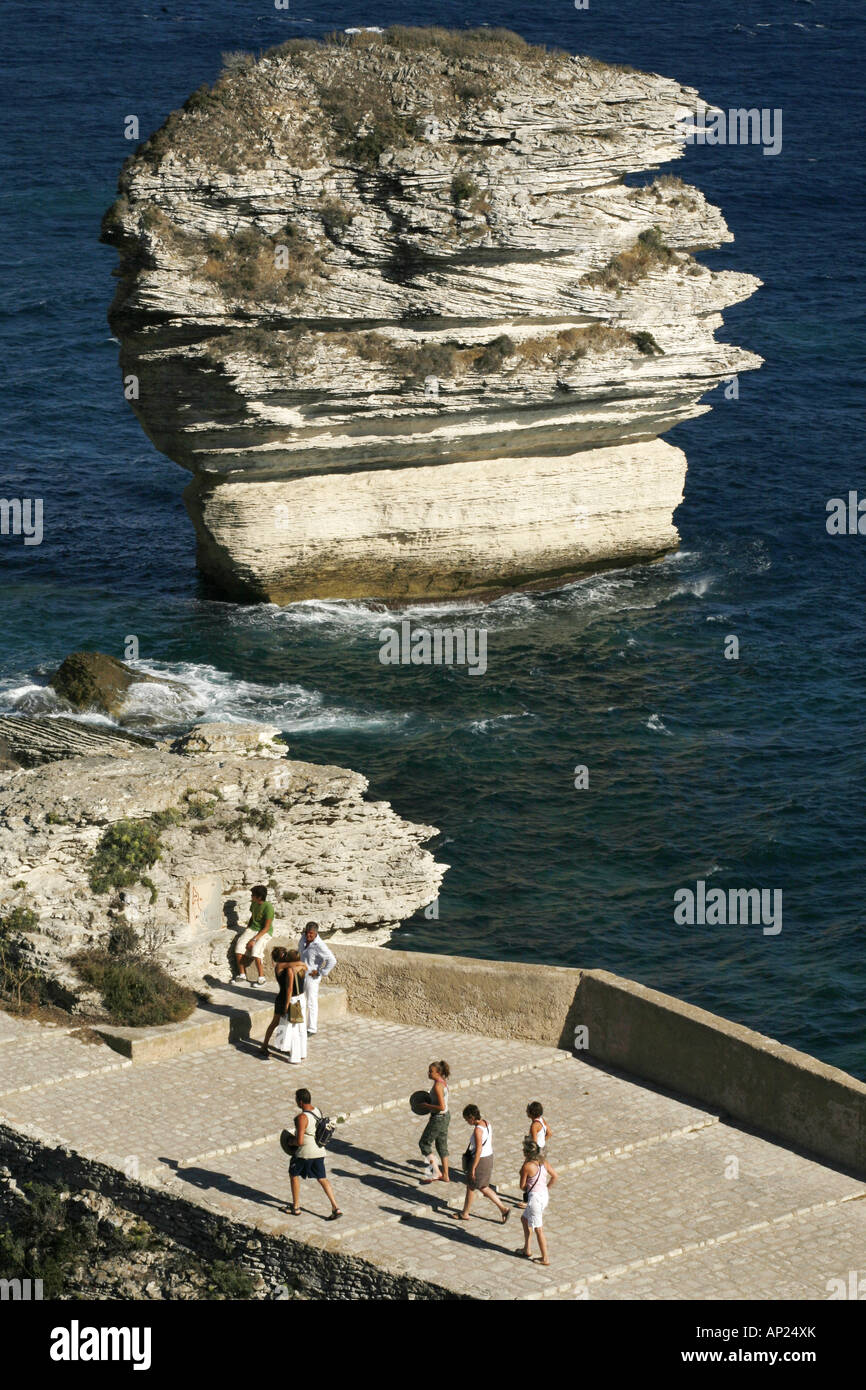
[0,656,444,1015]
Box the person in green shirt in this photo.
[233,884,275,986]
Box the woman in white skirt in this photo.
[265,949,308,1064]
[518,1138,557,1265]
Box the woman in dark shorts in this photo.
[452,1104,509,1223]
[284,1088,342,1219]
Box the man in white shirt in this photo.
[298,921,336,1036]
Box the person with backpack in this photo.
[452,1105,510,1224]
[283,1088,342,1220]
[517,1138,557,1264]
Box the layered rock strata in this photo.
[103,28,761,602]
[0,722,444,997]
[0,717,151,770]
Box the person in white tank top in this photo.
[452,1105,509,1224]
[526,1101,552,1152]
[418,1061,451,1185]
[520,1102,552,1209]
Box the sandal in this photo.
[327,1209,343,1221]
[450,1212,470,1221]
[500,1209,510,1224]
[282,1205,301,1216]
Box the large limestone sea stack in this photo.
[103,28,761,603]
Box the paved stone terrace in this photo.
[1,1003,864,1300]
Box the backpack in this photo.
[279,1108,336,1155]
[314,1112,337,1148]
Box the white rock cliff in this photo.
[102,28,761,602]
[0,723,444,996]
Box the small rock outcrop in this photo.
[50,651,182,718]
[102,27,761,603]
[0,722,444,1001]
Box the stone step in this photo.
[95,982,347,1062]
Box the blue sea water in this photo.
[1,0,864,1075]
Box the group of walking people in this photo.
[234,892,559,1262]
[417,1060,558,1263]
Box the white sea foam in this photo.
[645,713,671,735]
[0,662,412,738]
[468,712,533,734]
[120,660,412,736]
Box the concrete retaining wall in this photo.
[333,945,866,1176]
[333,943,583,1047]
[575,969,866,1176]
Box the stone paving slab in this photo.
[0,1016,566,1167]
[1,1007,863,1300]
[0,1025,130,1097]
[322,1113,865,1299]
[0,1012,51,1045]
[558,1197,866,1301]
[431,1059,719,1187]
[155,1063,865,1301]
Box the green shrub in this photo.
[206,1261,256,1299]
[151,806,186,830]
[73,951,197,1026]
[201,224,328,304]
[205,325,311,373]
[0,939,51,1011]
[581,226,676,291]
[107,921,141,957]
[474,335,515,372]
[450,172,479,205]
[0,1182,256,1298]
[0,906,39,935]
[0,1183,85,1298]
[225,804,276,843]
[632,330,663,356]
[221,50,255,76]
[0,907,77,1014]
[319,72,418,164]
[89,818,162,897]
[319,197,354,242]
[125,1220,156,1251]
[637,225,668,256]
